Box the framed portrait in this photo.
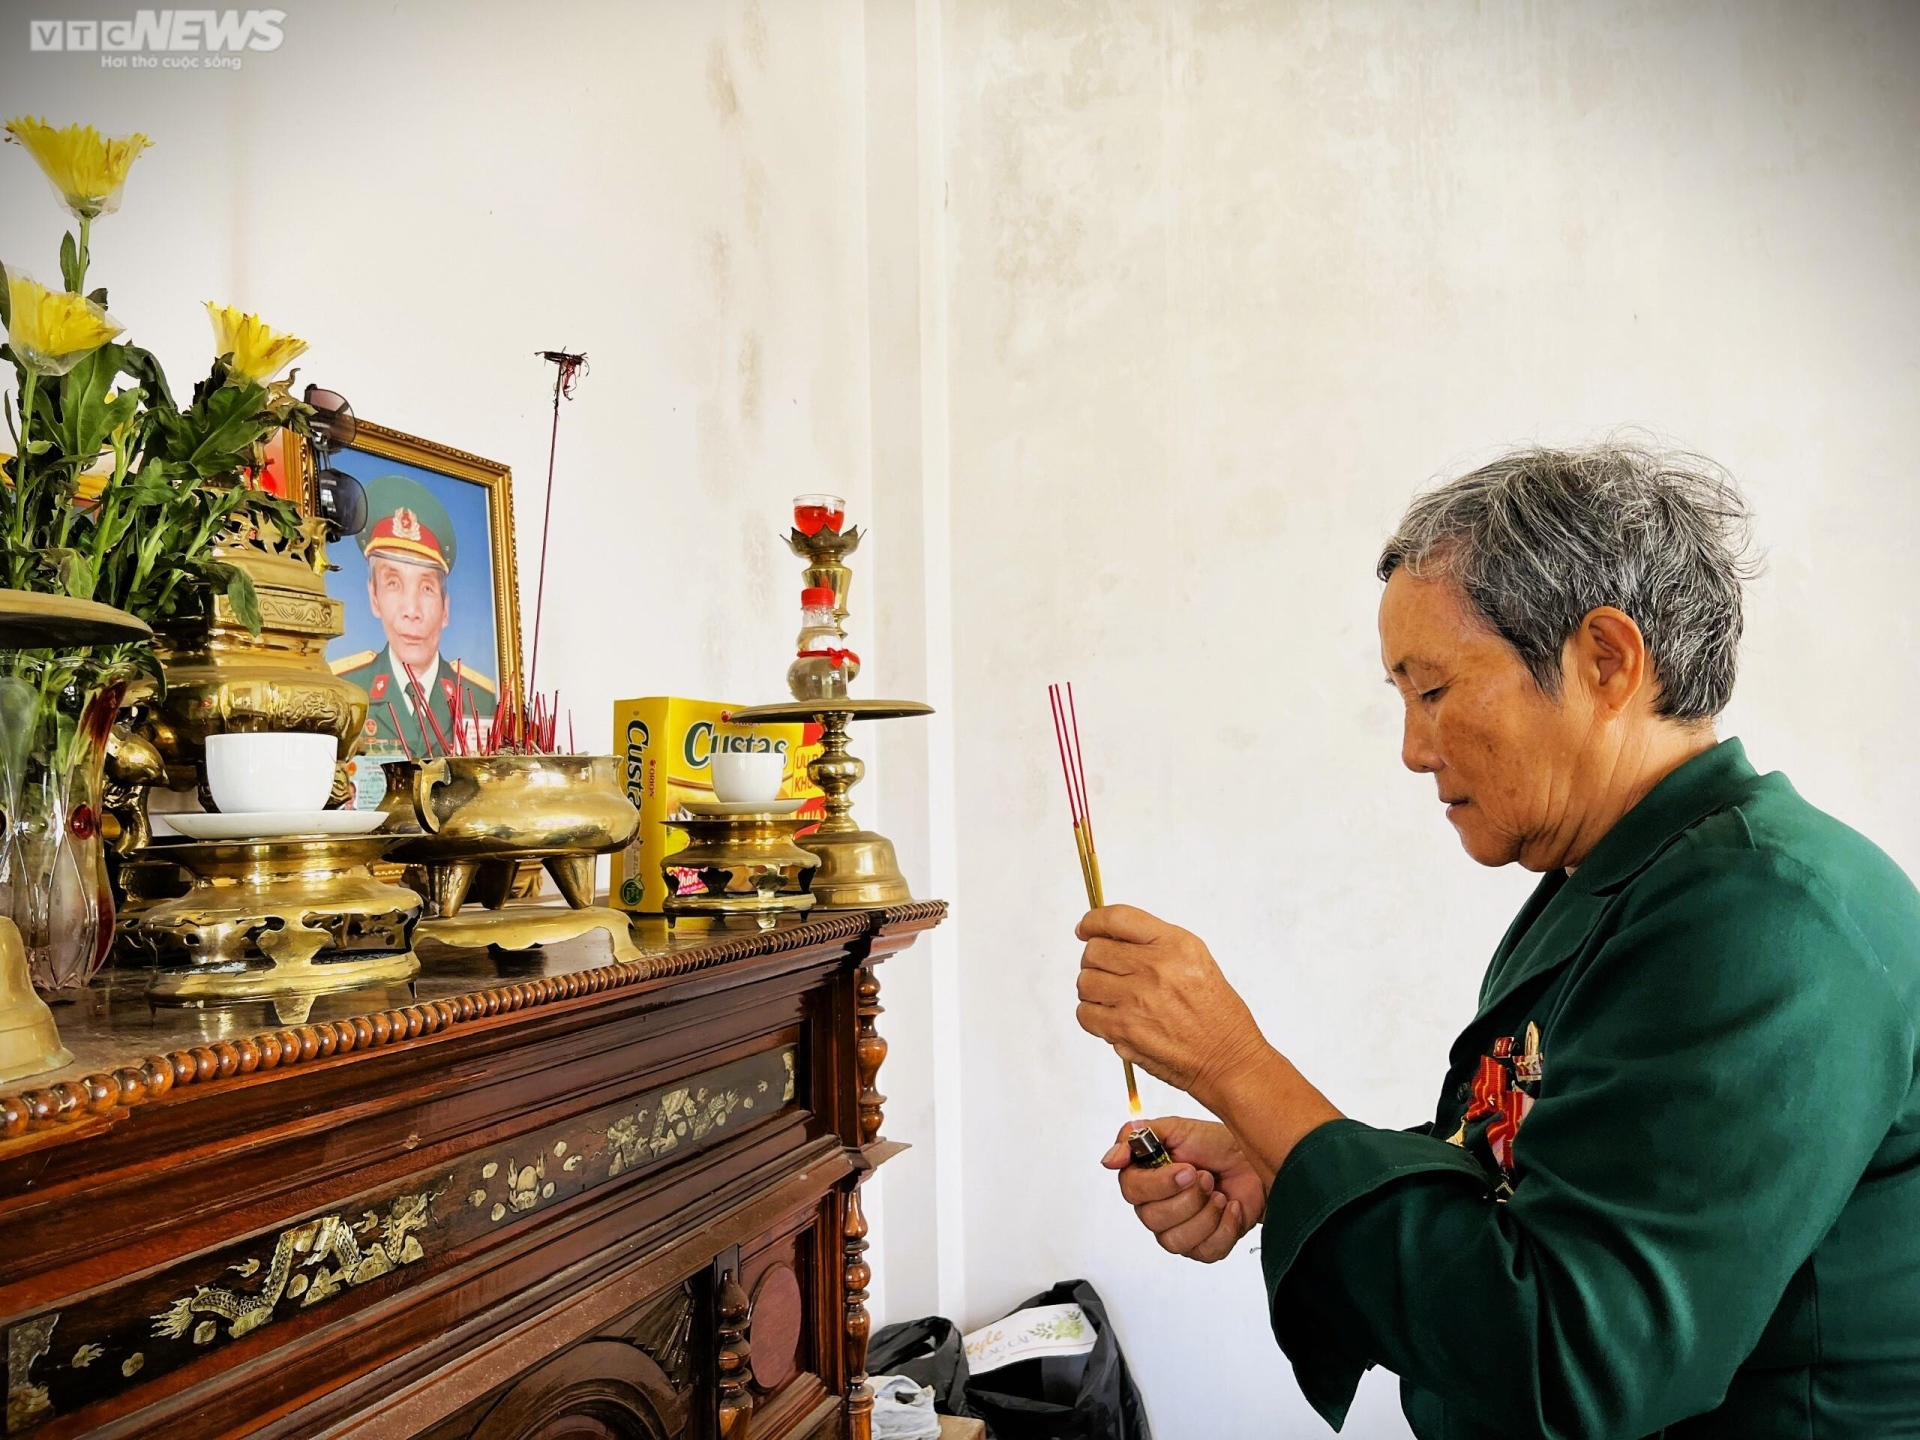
[311,421,522,801]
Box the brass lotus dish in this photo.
[726,700,932,908]
[141,834,421,1015]
[661,812,820,925]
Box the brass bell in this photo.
[0,916,71,1084]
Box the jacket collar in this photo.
[1566,737,1761,896]
[1474,737,1761,1017]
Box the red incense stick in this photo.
[1049,681,1156,1131]
[401,659,454,758]
[385,702,415,762]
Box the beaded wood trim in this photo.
[0,903,946,1146]
[874,900,948,930]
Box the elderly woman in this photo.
[1075,444,1920,1439]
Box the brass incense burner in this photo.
[139,835,420,1018]
[380,756,640,958]
[661,811,820,925]
[141,514,367,810]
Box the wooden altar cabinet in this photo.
[0,901,944,1440]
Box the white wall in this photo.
[927,2,1920,1438]
[0,0,876,730]
[8,3,1920,1437]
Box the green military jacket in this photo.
[1262,739,1920,1438]
[338,646,493,760]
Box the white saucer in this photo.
[164,810,390,841]
[680,798,809,818]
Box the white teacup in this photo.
[204,732,337,814]
[711,750,786,804]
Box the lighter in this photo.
[1127,1122,1172,1169]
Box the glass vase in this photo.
[0,656,132,995]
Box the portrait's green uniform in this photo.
[1261,739,1920,1437]
[335,646,493,759]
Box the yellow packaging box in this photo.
[612,697,822,913]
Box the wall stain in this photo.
[737,332,763,429]
[740,153,768,247]
[704,230,733,309]
[696,397,732,500]
[743,0,768,70]
[707,36,740,122]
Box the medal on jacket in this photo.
[1450,1022,1543,1197]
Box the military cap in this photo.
[358,474,457,573]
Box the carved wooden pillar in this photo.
[854,961,887,1146]
[842,947,891,1439]
[716,1267,754,1438]
[842,1182,874,1440]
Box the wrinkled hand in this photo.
[1075,905,1268,1101]
[1101,1116,1264,1262]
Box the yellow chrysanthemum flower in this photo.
[4,117,150,221]
[205,303,309,386]
[4,268,122,376]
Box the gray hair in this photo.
[1377,442,1757,721]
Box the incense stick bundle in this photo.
[1049,683,1164,1165]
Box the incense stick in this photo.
[401,659,454,758]
[385,701,415,762]
[1049,682,1148,1120]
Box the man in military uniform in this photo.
[1077,444,1920,1437]
[333,475,494,758]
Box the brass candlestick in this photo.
[732,504,932,908]
[787,518,860,621]
[726,701,930,907]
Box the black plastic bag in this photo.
[963,1279,1152,1440]
[869,1314,976,1419]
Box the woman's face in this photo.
[1378,567,1600,870]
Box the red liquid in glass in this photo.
[795,503,846,536]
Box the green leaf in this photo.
[56,550,96,600]
[224,565,264,634]
[87,287,108,308]
[126,642,167,697]
[59,232,81,293]
[47,344,129,466]
[118,344,178,414]
[179,380,276,477]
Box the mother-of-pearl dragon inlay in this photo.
[151,1186,443,1344]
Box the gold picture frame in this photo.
[307,419,524,717]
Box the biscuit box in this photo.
[611,697,823,913]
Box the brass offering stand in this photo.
[141,834,421,1022]
[108,511,422,1014]
[727,700,933,907]
[0,591,152,1081]
[661,811,820,927]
